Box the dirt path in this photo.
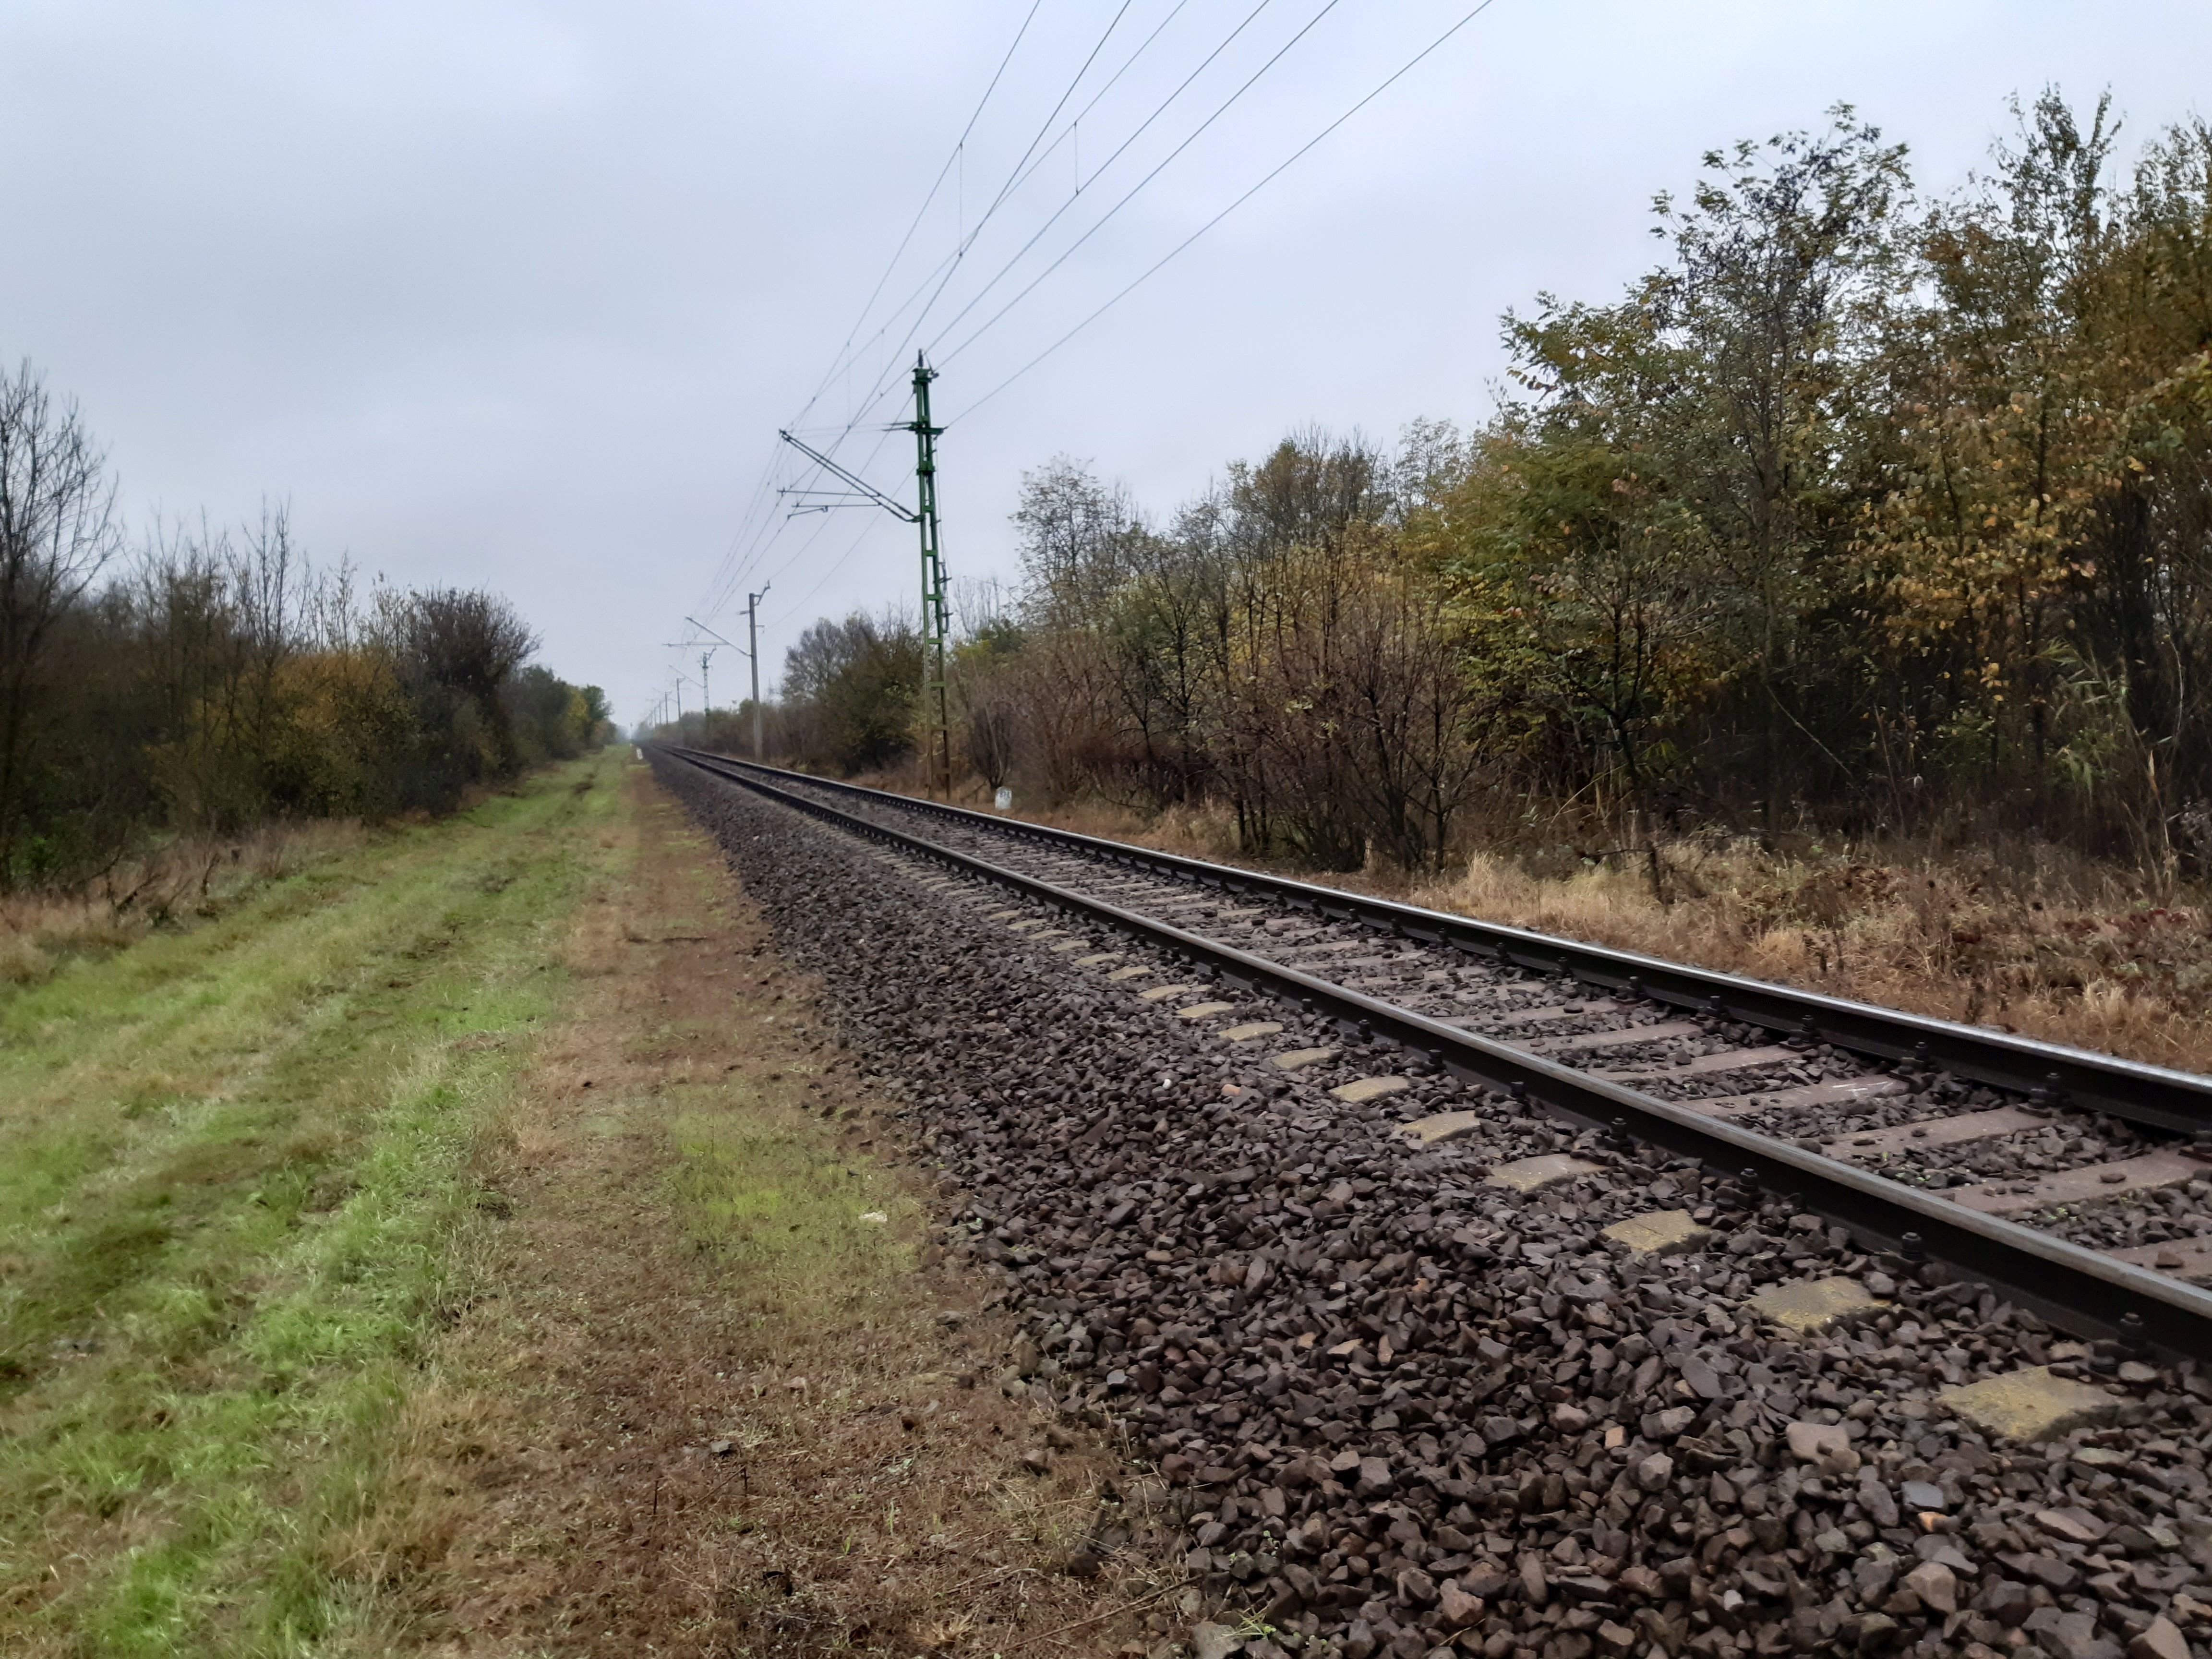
[406,765,1159,1656]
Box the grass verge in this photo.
[0,755,621,1655]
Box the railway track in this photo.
[654,746,2212,1659]
[663,745,2212,1362]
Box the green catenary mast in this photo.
[908,352,952,798]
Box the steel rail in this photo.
[663,745,2212,1364]
[667,748,2212,1139]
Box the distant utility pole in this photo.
[745,586,769,760]
[667,637,720,723]
[686,588,769,760]
[778,350,953,798]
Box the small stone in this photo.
[1746,1275,1887,1334]
[1901,1479,1946,1511]
[1786,1421,1852,1463]
[2036,1507,2110,1545]
[1192,1621,1243,1659]
[1396,1566,1439,1606]
[2020,1555,2081,1593]
[1596,1621,1636,1658]
[1463,1563,1514,1600]
[2028,1608,2115,1659]
[1913,1537,1976,1578]
[1634,1453,1674,1492]
[1437,1584,1484,1629]
[2129,1616,2190,1659]
[1601,1208,1712,1255]
[1552,1404,1591,1433]
[1486,1153,1602,1193]
[1332,1076,1410,1103]
[1857,1612,1899,1649]
[1940,1368,2120,1443]
[1855,1557,1898,1601]
[1903,1561,1958,1614]
[1616,1564,1661,1599]
[1985,1581,2034,1627]
[709,1438,733,1455]
[1356,1456,1394,1496]
[1022,1447,1053,1475]
[1519,1554,1550,1606]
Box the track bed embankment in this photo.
[660,753,2212,1659]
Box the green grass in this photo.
[0,755,623,1656]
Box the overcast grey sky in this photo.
[4,1,2208,724]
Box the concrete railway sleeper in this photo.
[654,749,2212,1659]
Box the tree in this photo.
[781,612,923,774]
[0,362,120,886]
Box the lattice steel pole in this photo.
[908,352,953,799]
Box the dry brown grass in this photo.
[1416,835,2212,1071]
[831,764,2212,1076]
[0,818,366,984]
[383,765,1166,1656]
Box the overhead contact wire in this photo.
[933,0,1347,368]
[954,0,1506,419]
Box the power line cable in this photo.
[963,1,1137,253]
[922,0,1284,357]
[783,0,1296,471]
[953,0,1505,420]
[805,0,1159,464]
[772,507,900,637]
[933,0,1347,367]
[694,0,1043,621]
[786,0,1047,435]
[996,0,1198,206]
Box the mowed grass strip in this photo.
[0,754,620,1656]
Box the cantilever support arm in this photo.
[778,431,918,524]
